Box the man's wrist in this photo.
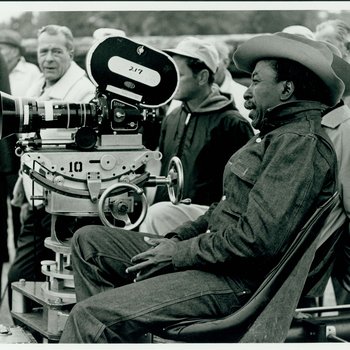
[165,232,181,241]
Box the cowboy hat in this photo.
[233,32,345,106]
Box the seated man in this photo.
[59,33,341,343]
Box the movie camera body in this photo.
[0,35,183,341]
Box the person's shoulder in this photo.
[73,72,96,92]
[218,105,251,124]
[25,74,45,97]
[16,57,38,71]
[214,107,254,137]
[25,61,40,72]
[61,72,95,102]
[322,104,350,129]
[70,79,96,102]
[162,107,181,128]
[79,74,95,87]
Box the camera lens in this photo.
[0,92,98,138]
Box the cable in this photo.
[0,283,9,308]
[327,334,348,343]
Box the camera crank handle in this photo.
[167,156,184,205]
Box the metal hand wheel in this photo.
[167,156,184,204]
[98,182,148,230]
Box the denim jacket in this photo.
[170,101,338,291]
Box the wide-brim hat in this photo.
[321,41,350,98]
[233,32,345,106]
[164,36,219,74]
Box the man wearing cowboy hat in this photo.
[59,32,340,343]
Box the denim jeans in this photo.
[59,226,248,343]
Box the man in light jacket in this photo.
[26,25,95,102]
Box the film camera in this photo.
[0,36,183,341]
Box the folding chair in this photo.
[153,192,339,343]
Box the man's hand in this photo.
[126,237,177,282]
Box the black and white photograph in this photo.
[0,1,350,347]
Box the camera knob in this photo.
[74,126,97,150]
[101,154,117,170]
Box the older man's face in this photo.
[37,32,72,86]
[243,60,284,129]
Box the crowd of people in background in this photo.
[0,17,350,343]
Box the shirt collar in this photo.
[12,57,27,73]
[260,100,328,134]
[39,61,86,100]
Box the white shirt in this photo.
[9,57,41,97]
[26,61,95,102]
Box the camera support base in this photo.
[11,281,74,342]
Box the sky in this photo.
[0,6,23,23]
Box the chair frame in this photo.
[154,192,339,343]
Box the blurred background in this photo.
[0,7,350,78]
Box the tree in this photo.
[6,10,334,38]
